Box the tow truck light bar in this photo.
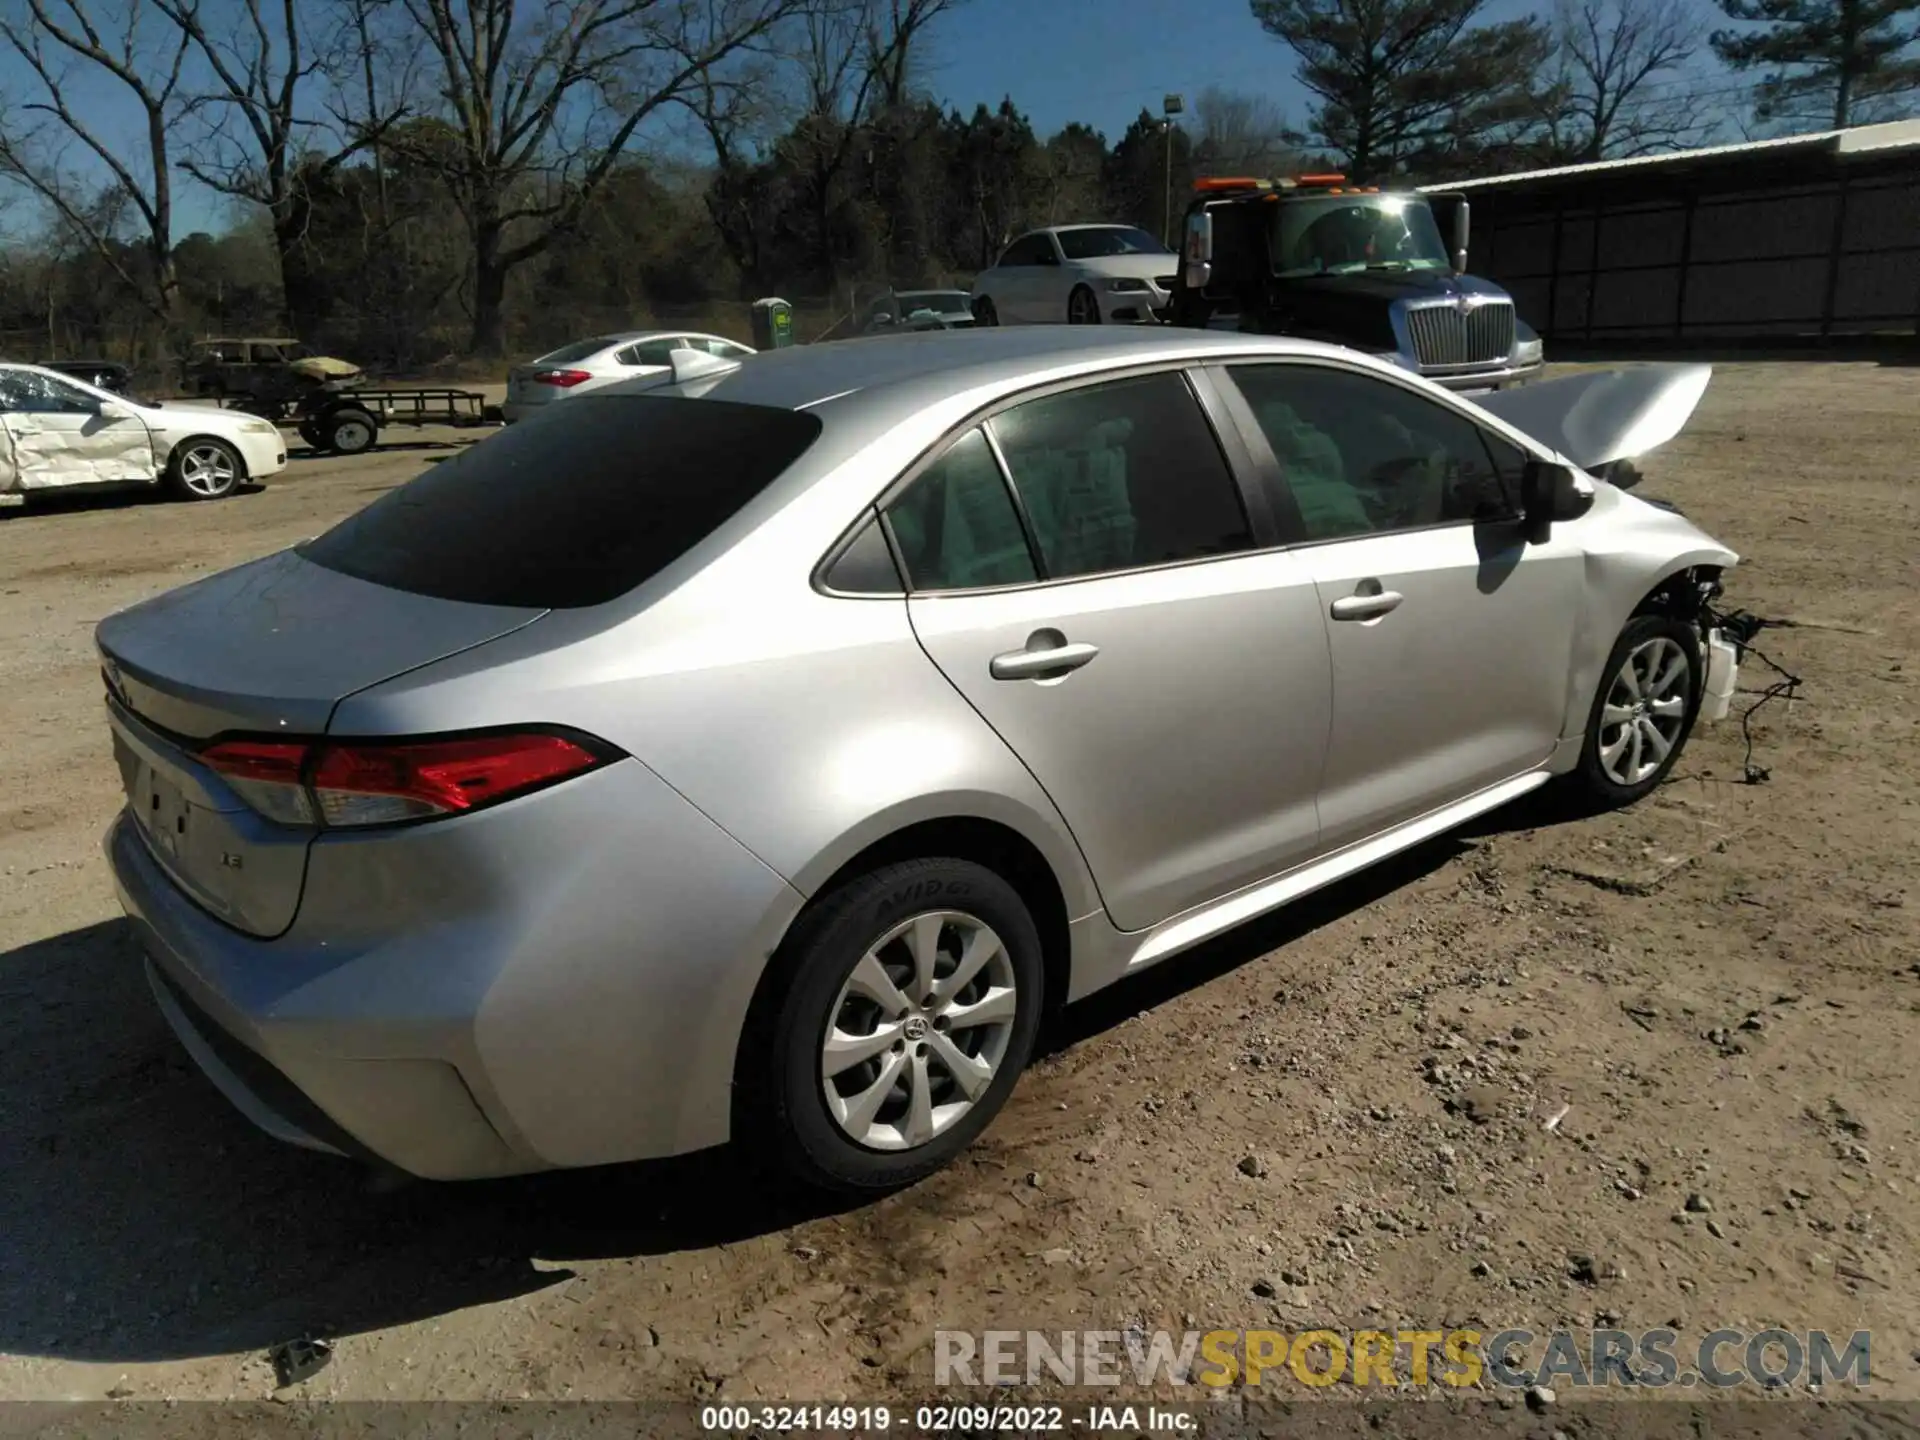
[1192,173,1380,195]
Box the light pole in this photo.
[1161,93,1184,248]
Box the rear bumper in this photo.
[105,756,806,1179]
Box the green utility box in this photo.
[750,297,795,349]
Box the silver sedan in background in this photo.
[502,329,756,421]
[98,328,1740,1194]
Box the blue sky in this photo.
[0,0,1745,238]
[923,0,1315,140]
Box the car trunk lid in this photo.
[97,548,544,936]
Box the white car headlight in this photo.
[239,418,280,436]
[1105,277,1150,293]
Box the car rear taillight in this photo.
[531,368,593,387]
[201,730,617,829]
[199,740,315,826]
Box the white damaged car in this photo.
[0,362,287,503]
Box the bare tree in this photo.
[1190,85,1301,174]
[782,0,963,290]
[153,0,412,336]
[0,0,191,332]
[394,0,812,356]
[1548,0,1704,161]
[678,54,786,283]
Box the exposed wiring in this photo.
[1706,605,1803,784]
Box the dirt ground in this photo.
[0,362,1915,1413]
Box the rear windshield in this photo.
[536,336,622,364]
[298,394,824,609]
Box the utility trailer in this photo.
[222,386,504,455]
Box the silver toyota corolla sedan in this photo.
[98,327,1742,1193]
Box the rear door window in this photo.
[987,372,1254,580]
[298,394,823,609]
[621,339,687,366]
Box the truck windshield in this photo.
[1272,196,1451,277]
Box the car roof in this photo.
[657,326,1348,426]
[200,337,298,344]
[572,329,732,345]
[1045,223,1145,233]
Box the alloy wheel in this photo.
[1068,288,1098,324]
[179,443,237,497]
[1597,635,1691,786]
[820,910,1019,1152]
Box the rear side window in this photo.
[299,395,823,609]
[822,513,902,594]
[884,429,1037,591]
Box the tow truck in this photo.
[1165,174,1544,393]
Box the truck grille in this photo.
[1403,300,1514,368]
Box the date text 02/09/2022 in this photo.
[698,1404,1198,1433]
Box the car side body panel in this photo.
[99,328,1742,1174]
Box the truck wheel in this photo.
[326,407,378,456]
[1067,285,1101,325]
[297,419,327,451]
[971,296,998,326]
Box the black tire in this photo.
[736,857,1045,1195]
[297,419,327,451]
[1571,613,1702,807]
[1067,285,1101,324]
[325,407,378,456]
[163,436,245,501]
[971,295,998,326]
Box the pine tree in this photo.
[1711,0,1920,128]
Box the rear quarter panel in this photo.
[332,585,1100,921]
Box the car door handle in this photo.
[989,639,1100,681]
[1330,590,1405,621]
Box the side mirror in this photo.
[96,399,134,420]
[1519,459,1593,543]
[1452,200,1470,275]
[1184,209,1213,290]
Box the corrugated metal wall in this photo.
[1475,166,1920,339]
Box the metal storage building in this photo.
[1421,120,1920,342]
